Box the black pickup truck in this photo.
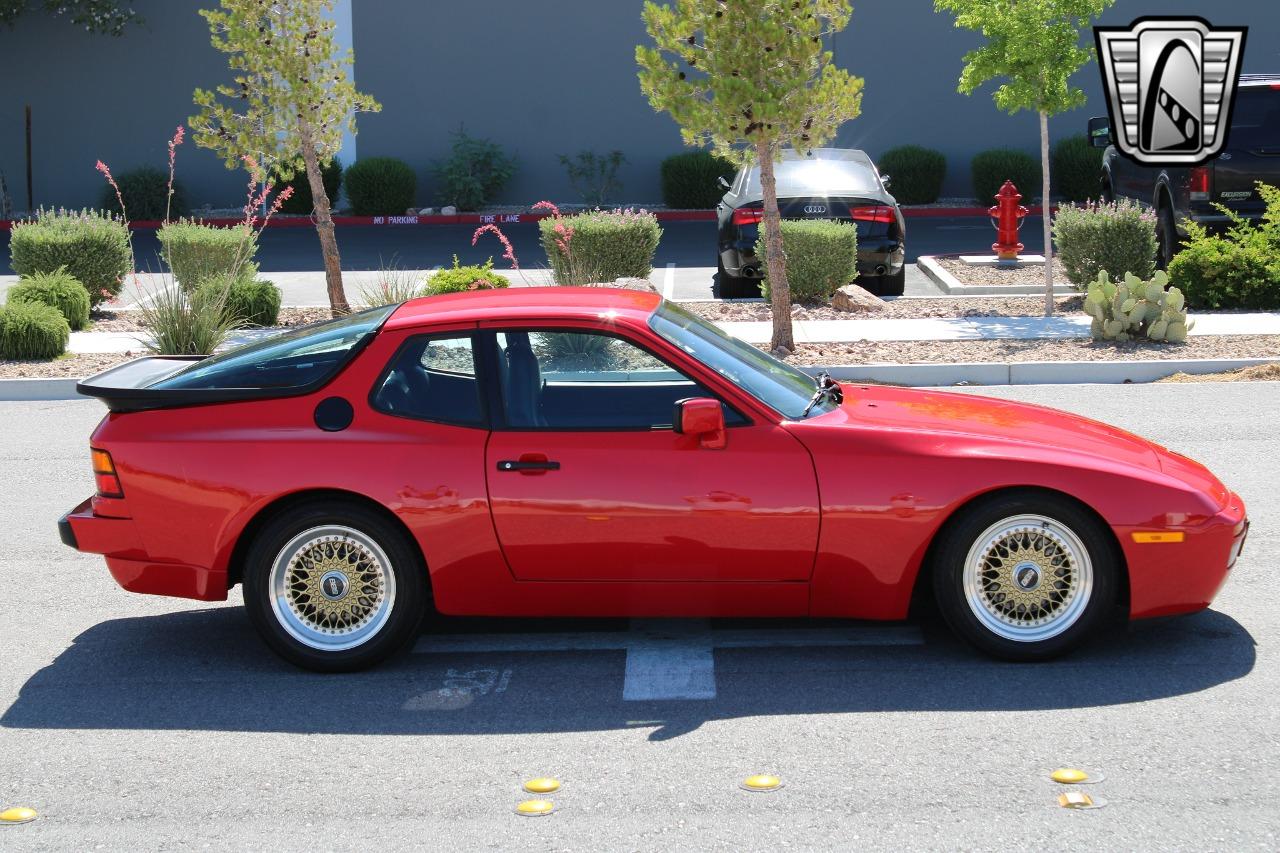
[1088,74,1280,268]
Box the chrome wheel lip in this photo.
[962,514,1094,644]
[269,524,397,652]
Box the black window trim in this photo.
[476,326,752,433]
[368,331,490,430]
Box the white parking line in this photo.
[413,619,924,701]
[662,262,676,299]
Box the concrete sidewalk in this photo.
[66,311,1280,354]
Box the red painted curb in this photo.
[0,206,1052,231]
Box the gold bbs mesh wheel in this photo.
[269,525,397,652]
[962,514,1094,643]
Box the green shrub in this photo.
[660,151,737,209]
[421,256,510,295]
[1168,182,1280,310]
[539,208,661,285]
[7,267,91,330]
[1052,135,1103,203]
[274,159,343,215]
[1053,198,1157,287]
[158,219,258,292]
[876,145,946,204]
[8,208,133,309]
[1083,270,1191,342]
[99,166,188,221]
[344,157,417,215]
[971,148,1041,204]
[199,277,281,327]
[431,128,517,211]
[755,219,859,303]
[0,301,70,360]
[138,278,241,356]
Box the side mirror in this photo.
[673,397,727,449]
[1088,116,1113,148]
[717,176,732,190]
[880,174,892,189]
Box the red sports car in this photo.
[60,289,1248,671]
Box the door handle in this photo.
[496,459,560,472]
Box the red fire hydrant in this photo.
[989,180,1028,261]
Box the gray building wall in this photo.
[3,1,1277,212]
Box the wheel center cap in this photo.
[1013,562,1042,592]
[319,570,349,601]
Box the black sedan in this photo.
[715,148,906,298]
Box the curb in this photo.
[3,357,1275,402]
[0,206,1047,232]
[918,254,1078,297]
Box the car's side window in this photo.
[494,329,745,430]
[371,335,484,427]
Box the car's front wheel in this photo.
[243,501,427,672]
[932,492,1117,661]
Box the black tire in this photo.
[1155,201,1179,270]
[931,491,1118,661]
[871,267,906,297]
[716,256,759,299]
[243,500,427,672]
[1099,175,1115,204]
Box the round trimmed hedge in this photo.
[660,151,737,209]
[971,148,1041,204]
[876,145,946,204]
[8,267,91,330]
[275,159,343,215]
[100,166,188,221]
[1052,135,1104,203]
[344,157,417,215]
[198,276,282,327]
[0,301,70,360]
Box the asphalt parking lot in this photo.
[1,381,1276,850]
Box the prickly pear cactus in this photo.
[1083,270,1193,343]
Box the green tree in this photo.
[638,0,864,351]
[0,0,140,34]
[190,0,380,316]
[935,0,1113,316]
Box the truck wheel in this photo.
[1156,203,1179,270]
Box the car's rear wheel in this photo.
[716,257,759,299]
[243,501,427,672]
[864,267,905,297]
[931,492,1117,661]
[1155,201,1179,270]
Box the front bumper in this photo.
[59,497,228,601]
[1124,492,1248,620]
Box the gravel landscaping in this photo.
[934,256,1069,287]
[687,295,1086,321]
[1158,363,1280,383]
[83,306,334,335]
[777,335,1280,366]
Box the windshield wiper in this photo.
[800,370,844,418]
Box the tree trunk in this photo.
[298,119,350,317]
[1040,110,1053,317]
[756,137,794,352]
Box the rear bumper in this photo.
[1124,492,1248,619]
[59,497,228,602]
[720,243,905,279]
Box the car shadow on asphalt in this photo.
[0,607,1255,741]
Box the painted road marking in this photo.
[662,262,676,299]
[413,619,923,702]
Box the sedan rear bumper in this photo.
[60,498,228,602]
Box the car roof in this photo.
[384,287,662,331]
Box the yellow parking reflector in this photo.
[1057,791,1106,809]
[1051,768,1090,784]
[515,799,555,817]
[522,778,561,794]
[740,774,784,792]
[0,807,37,825]
[1132,531,1184,544]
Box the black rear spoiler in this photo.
[75,356,253,413]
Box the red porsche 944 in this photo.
[60,288,1247,671]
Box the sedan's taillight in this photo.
[850,205,895,224]
[732,207,764,226]
[1189,166,1211,202]
[91,448,124,498]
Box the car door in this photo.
[481,325,820,583]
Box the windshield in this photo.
[648,301,840,419]
[152,304,395,390]
[744,157,879,197]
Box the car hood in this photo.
[821,384,1163,471]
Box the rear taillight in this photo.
[91,448,123,498]
[732,207,764,226]
[850,205,895,224]
[1189,166,1211,202]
